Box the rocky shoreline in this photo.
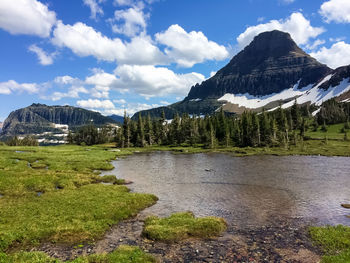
[38,215,321,263]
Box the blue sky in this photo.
[1,0,350,121]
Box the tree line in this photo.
[6,99,347,147]
[112,101,320,148]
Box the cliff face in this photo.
[1,104,116,136]
[186,30,331,99]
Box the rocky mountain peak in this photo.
[186,30,332,99]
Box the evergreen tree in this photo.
[123,111,131,148]
[136,113,145,147]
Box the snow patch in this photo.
[312,109,321,117]
[218,74,350,111]
[218,80,306,109]
[281,78,350,109]
[190,98,202,102]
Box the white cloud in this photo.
[330,36,346,42]
[50,86,89,101]
[281,0,295,4]
[113,65,205,97]
[103,102,162,116]
[320,0,350,23]
[311,41,350,69]
[0,80,39,95]
[210,71,217,78]
[114,0,134,6]
[112,7,148,37]
[91,86,110,98]
[305,39,326,50]
[54,75,77,85]
[77,99,115,109]
[85,72,117,87]
[28,44,56,65]
[156,24,229,67]
[52,21,166,65]
[83,0,104,20]
[237,12,325,49]
[113,99,127,104]
[0,0,56,37]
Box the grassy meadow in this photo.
[0,145,157,261]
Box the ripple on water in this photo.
[100,152,350,228]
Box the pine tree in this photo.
[291,99,300,129]
[252,113,261,146]
[145,114,154,146]
[136,113,145,147]
[123,111,131,148]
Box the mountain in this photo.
[108,114,124,124]
[134,30,350,119]
[0,122,3,133]
[1,104,117,136]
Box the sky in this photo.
[1,0,350,121]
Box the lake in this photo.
[102,152,350,228]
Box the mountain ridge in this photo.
[133,30,349,119]
[1,104,117,136]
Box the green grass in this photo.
[305,123,349,140]
[309,225,350,263]
[0,245,156,263]
[142,212,227,242]
[0,145,157,252]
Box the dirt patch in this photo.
[37,215,321,263]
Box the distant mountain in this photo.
[108,114,124,124]
[134,30,350,119]
[1,104,117,136]
[0,122,3,133]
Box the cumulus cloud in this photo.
[91,86,110,98]
[113,65,205,97]
[54,75,77,85]
[305,39,326,51]
[103,102,163,116]
[77,99,115,109]
[85,72,117,87]
[52,21,166,65]
[237,12,325,49]
[111,7,148,37]
[311,41,350,69]
[28,44,56,65]
[0,0,56,37]
[50,86,89,101]
[156,24,229,67]
[320,0,350,23]
[0,80,39,95]
[83,0,104,20]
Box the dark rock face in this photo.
[186,30,331,99]
[1,104,116,136]
[319,65,350,90]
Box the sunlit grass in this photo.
[142,212,227,242]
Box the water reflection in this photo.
[102,152,350,228]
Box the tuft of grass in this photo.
[309,225,350,263]
[94,175,126,185]
[142,212,227,242]
[0,245,156,263]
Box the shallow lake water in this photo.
[101,152,350,228]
